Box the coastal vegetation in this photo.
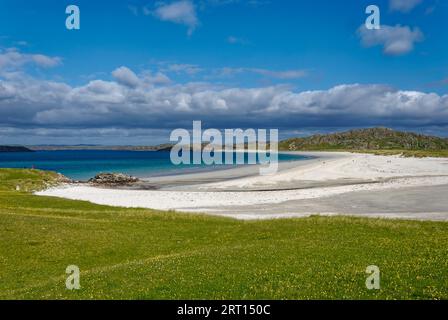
[279,127,448,155]
[0,168,447,299]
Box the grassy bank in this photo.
[0,169,447,299]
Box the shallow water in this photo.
[0,150,308,180]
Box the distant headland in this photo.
[25,144,174,152]
[0,146,34,153]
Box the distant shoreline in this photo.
[0,146,33,153]
[26,144,173,152]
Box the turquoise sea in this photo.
[0,150,309,181]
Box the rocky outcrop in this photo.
[88,173,139,186]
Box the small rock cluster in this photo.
[56,173,73,183]
[88,173,139,186]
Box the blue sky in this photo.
[0,0,447,144]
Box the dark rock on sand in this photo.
[88,173,139,186]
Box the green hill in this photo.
[279,127,448,152]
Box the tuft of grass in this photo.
[0,169,447,300]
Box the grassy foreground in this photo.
[0,169,447,300]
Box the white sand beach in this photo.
[36,152,448,221]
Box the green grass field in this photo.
[0,169,447,299]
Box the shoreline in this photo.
[135,151,321,190]
[0,150,310,182]
[36,151,448,221]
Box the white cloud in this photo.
[112,66,140,88]
[389,0,422,13]
[0,48,61,70]
[166,63,203,75]
[358,24,424,56]
[250,68,306,80]
[141,70,172,85]
[216,67,306,79]
[112,66,171,87]
[149,1,198,35]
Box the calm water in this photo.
[0,150,308,180]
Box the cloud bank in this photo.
[0,48,446,143]
[1,66,447,134]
